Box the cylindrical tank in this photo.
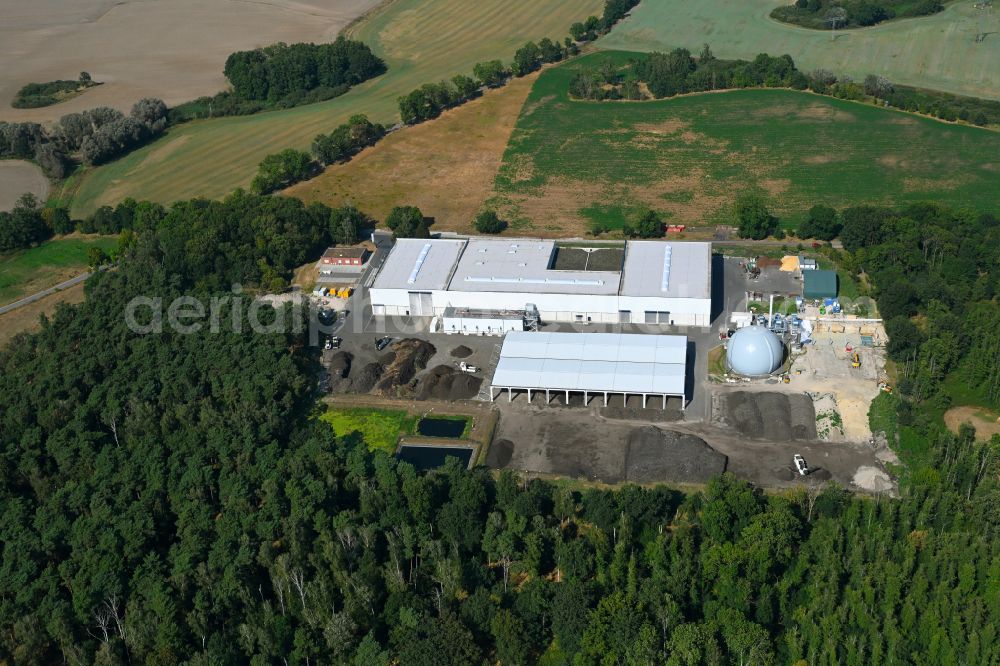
[726,325,784,377]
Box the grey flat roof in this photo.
[620,241,712,299]
[371,238,467,291]
[491,332,687,395]
[449,239,622,295]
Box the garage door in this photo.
[408,291,433,316]
[644,311,671,324]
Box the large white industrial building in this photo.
[369,237,712,329]
[490,331,688,409]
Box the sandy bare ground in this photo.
[945,405,1000,440]
[0,160,49,211]
[0,0,381,123]
[288,73,538,232]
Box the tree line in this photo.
[254,0,645,194]
[0,98,168,177]
[831,204,1000,409]
[12,72,100,109]
[772,0,944,30]
[222,38,385,105]
[395,0,640,126]
[250,114,386,194]
[568,47,999,129]
[571,47,808,101]
[0,38,384,185]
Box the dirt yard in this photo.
[0,161,49,211]
[491,401,892,492]
[0,0,381,122]
[287,73,538,232]
[491,405,726,484]
[945,406,1000,440]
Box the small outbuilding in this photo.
[320,246,370,273]
[803,269,838,299]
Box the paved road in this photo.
[0,271,90,315]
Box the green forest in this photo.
[1,195,998,664]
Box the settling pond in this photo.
[396,444,475,470]
[416,417,467,438]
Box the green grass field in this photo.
[0,236,117,305]
[600,0,999,100]
[66,0,604,218]
[320,407,418,453]
[492,51,1000,233]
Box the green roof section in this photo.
[803,270,838,299]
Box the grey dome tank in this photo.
[726,325,783,377]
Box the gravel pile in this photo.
[351,362,384,393]
[719,391,816,440]
[486,439,514,468]
[625,427,727,483]
[853,466,894,492]
[450,345,473,359]
[373,339,436,395]
[416,364,482,401]
[328,351,352,379]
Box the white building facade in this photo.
[369,238,712,327]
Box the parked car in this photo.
[375,336,392,351]
[793,454,809,476]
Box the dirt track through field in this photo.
[0,0,381,122]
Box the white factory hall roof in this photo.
[449,239,621,295]
[491,332,687,395]
[620,241,712,299]
[370,238,466,291]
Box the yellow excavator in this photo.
[851,352,861,368]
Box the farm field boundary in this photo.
[491,52,1000,236]
[67,0,604,218]
[599,0,1000,101]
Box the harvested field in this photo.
[0,0,381,122]
[288,74,538,232]
[0,161,48,212]
[714,391,817,441]
[69,0,603,216]
[599,0,1000,100]
[550,246,624,272]
[944,405,1000,440]
[494,51,1000,233]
